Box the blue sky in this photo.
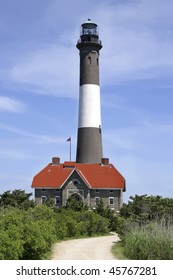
[0,0,173,202]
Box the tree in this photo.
[120,194,173,225]
[65,196,87,211]
[95,198,118,231]
[0,189,35,210]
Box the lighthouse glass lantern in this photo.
[77,19,102,47]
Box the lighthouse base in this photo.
[76,127,103,164]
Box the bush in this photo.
[94,199,119,231]
[55,209,109,239]
[22,205,56,259]
[0,208,24,260]
[78,211,109,236]
[0,196,110,259]
[0,205,57,260]
[22,220,56,260]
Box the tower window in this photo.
[88,56,91,65]
[97,58,99,66]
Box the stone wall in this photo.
[61,171,90,206]
[90,189,122,211]
[34,188,61,206]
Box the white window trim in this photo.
[95,197,100,205]
[109,197,114,205]
[41,196,46,204]
[72,179,80,186]
[55,196,60,205]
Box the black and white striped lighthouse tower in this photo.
[76,19,103,163]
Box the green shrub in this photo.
[55,209,109,239]
[55,216,68,240]
[0,207,24,260]
[0,227,24,260]
[80,211,109,236]
[22,220,56,260]
[26,204,56,221]
[22,205,56,259]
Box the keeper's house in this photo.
[31,157,125,211]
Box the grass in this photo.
[112,223,173,260]
[111,241,128,260]
[123,223,173,260]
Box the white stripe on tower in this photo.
[78,84,101,128]
[76,19,103,163]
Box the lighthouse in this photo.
[76,19,103,163]
[31,20,126,210]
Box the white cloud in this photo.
[104,121,173,154]
[0,122,69,144]
[10,44,79,98]
[96,0,173,84]
[0,0,173,97]
[0,148,30,160]
[0,96,25,113]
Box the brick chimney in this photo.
[101,157,109,165]
[52,157,60,166]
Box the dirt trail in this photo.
[51,234,120,260]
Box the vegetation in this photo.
[0,189,35,209]
[114,195,173,260]
[94,198,118,231]
[0,191,109,260]
[124,223,173,260]
[1,190,173,260]
[111,241,127,260]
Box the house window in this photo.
[55,189,60,193]
[109,197,114,206]
[41,196,46,204]
[42,188,46,192]
[55,196,60,206]
[95,197,100,205]
[109,190,114,193]
[95,189,100,194]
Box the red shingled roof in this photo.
[31,161,125,190]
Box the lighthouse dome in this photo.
[81,19,97,29]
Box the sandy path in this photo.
[51,234,120,260]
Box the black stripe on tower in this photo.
[79,46,100,86]
[76,127,102,163]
